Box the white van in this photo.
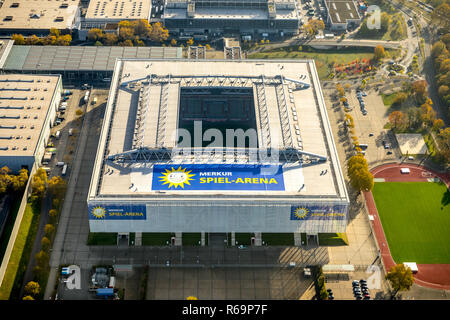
[55,131,61,139]
[62,164,68,176]
[56,161,65,167]
[59,105,66,111]
[68,128,73,136]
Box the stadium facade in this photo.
[87,59,349,243]
[162,0,300,37]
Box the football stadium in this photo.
[87,59,349,245]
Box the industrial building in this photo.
[324,0,361,31]
[0,44,182,84]
[0,74,62,172]
[0,0,81,35]
[81,0,152,32]
[162,0,300,37]
[87,59,349,245]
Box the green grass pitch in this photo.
[372,182,450,264]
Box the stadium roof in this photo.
[1,46,182,72]
[88,59,348,203]
[0,74,60,157]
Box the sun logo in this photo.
[91,206,106,219]
[159,166,195,189]
[294,207,309,220]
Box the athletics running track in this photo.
[364,163,450,290]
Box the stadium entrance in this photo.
[178,87,258,148]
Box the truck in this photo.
[42,152,53,165]
[96,288,114,298]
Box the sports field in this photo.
[372,182,450,264]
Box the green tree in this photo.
[385,264,414,299]
[24,281,40,297]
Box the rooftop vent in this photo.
[4,16,13,21]
[10,3,19,8]
[60,3,69,8]
[55,17,64,22]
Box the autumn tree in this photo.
[186,38,194,46]
[336,83,345,97]
[419,102,437,127]
[385,264,414,299]
[11,34,25,45]
[31,168,47,198]
[303,19,325,36]
[87,28,105,42]
[388,111,405,130]
[41,236,51,252]
[432,118,445,132]
[48,176,66,198]
[392,92,407,106]
[431,3,450,30]
[35,250,50,267]
[374,45,385,62]
[347,155,374,192]
[44,224,55,238]
[411,80,428,104]
[103,33,118,46]
[23,295,34,300]
[148,22,169,42]
[24,281,40,297]
[171,38,177,46]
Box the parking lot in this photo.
[324,87,400,167]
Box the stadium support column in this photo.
[135,232,142,246]
[175,232,182,246]
[294,232,302,246]
[231,232,235,246]
[254,232,262,246]
[201,232,205,246]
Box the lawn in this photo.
[248,47,374,79]
[182,233,201,246]
[262,233,295,246]
[381,93,399,107]
[87,233,117,245]
[372,182,450,264]
[0,200,40,300]
[142,233,174,246]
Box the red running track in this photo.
[364,163,450,290]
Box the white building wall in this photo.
[89,201,348,233]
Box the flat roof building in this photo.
[0,0,81,35]
[0,74,62,172]
[0,45,182,84]
[83,0,152,29]
[87,59,349,242]
[324,0,361,30]
[163,0,300,36]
